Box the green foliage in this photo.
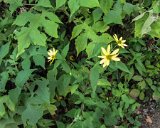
[0,0,159,127]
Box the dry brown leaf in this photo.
[146,115,152,124]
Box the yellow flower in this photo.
[48,48,58,64]
[113,34,127,48]
[98,45,120,68]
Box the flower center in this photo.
[106,55,112,60]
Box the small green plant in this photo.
[0,0,159,127]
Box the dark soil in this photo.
[140,100,160,128]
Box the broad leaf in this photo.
[75,33,88,55]
[15,69,33,88]
[56,0,67,9]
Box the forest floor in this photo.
[141,100,160,128]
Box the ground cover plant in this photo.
[0,0,160,127]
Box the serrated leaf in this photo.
[68,0,80,17]
[134,13,148,37]
[0,72,8,91]
[15,69,33,87]
[13,12,33,26]
[71,24,84,39]
[22,105,43,126]
[123,2,134,15]
[115,61,130,73]
[129,89,140,98]
[36,0,52,7]
[9,87,21,104]
[99,0,113,14]
[56,0,67,9]
[56,121,65,128]
[149,18,160,38]
[75,33,88,55]
[14,11,60,56]
[103,10,122,25]
[141,12,158,35]
[42,20,59,38]
[35,79,50,103]
[33,55,45,68]
[22,57,31,70]
[0,42,10,59]
[79,0,100,8]
[92,8,103,23]
[86,43,96,58]
[48,105,57,115]
[139,91,145,100]
[90,64,99,92]
[15,27,31,57]
[132,75,143,81]
[57,74,71,96]
[0,102,5,117]
[4,0,22,13]
[61,44,69,58]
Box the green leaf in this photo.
[56,121,65,128]
[33,55,45,68]
[0,42,10,59]
[150,18,160,38]
[13,12,33,26]
[48,105,57,115]
[134,13,148,37]
[92,8,103,23]
[4,96,15,111]
[35,79,50,104]
[56,0,67,9]
[57,75,71,96]
[70,84,79,94]
[75,33,88,55]
[42,20,59,38]
[0,72,8,91]
[68,0,80,17]
[86,43,96,58]
[22,105,43,126]
[141,12,158,35]
[9,87,21,104]
[0,102,5,117]
[61,44,69,58]
[103,10,122,25]
[36,0,52,7]
[97,79,111,88]
[79,0,100,8]
[99,0,113,14]
[22,57,31,70]
[123,2,134,15]
[90,64,99,92]
[115,61,130,73]
[153,1,160,13]
[15,69,33,88]
[4,0,22,13]
[71,24,84,39]
[129,89,140,98]
[92,21,109,33]
[139,92,145,100]
[14,11,60,56]
[132,75,143,81]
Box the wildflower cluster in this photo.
[99,34,127,68]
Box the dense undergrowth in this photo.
[0,0,160,128]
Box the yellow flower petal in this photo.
[103,60,110,68]
[106,44,111,54]
[101,47,107,55]
[111,49,119,55]
[111,56,120,61]
[100,59,106,64]
[113,34,118,42]
[98,56,106,58]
